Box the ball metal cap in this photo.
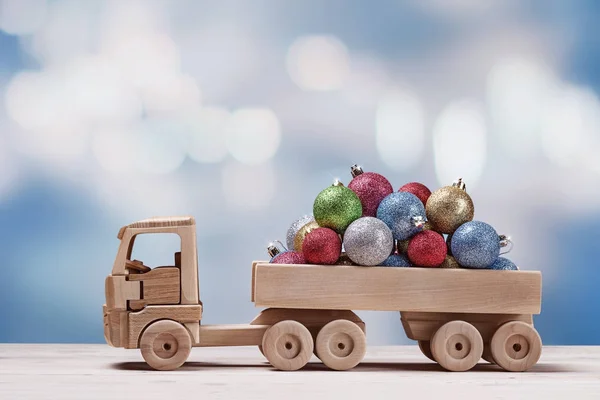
[452,177,466,191]
[350,164,364,178]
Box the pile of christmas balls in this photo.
[267,165,518,271]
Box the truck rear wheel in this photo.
[490,321,541,372]
[140,320,192,371]
[315,319,366,371]
[262,320,313,371]
[431,320,483,372]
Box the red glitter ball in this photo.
[271,251,306,264]
[302,227,342,265]
[399,182,432,206]
[348,172,393,217]
[407,230,447,267]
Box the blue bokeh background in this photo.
[0,0,599,344]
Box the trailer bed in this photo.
[251,262,542,314]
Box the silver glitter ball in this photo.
[286,215,314,250]
[343,217,394,266]
[488,257,518,270]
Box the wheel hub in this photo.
[328,332,354,358]
[153,333,179,359]
[276,333,301,359]
[505,334,529,360]
[446,334,472,360]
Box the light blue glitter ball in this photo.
[376,192,426,241]
[489,257,518,270]
[451,221,500,269]
[379,254,412,267]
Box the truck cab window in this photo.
[128,233,181,270]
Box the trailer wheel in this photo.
[315,319,366,371]
[431,320,483,372]
[262,320,313,371]
[490,321,542,372]
[482,345,495,364]
[140,320,192,371]
[418,340,435,362]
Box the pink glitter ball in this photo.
[399,182,432,206]
[302,227,342,265]
[348,172,393,217]
[270,251,306,264]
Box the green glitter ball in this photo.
[313,183,362,234]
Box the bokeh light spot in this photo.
[221,162,276,210]
[286,35,350,91]
[225,108,281,165]
[187,107,230,164]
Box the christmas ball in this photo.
[425,179,474,234]
[286,215,314,250]
[376,192,426,241]
[440,255,460,269]
[407,230,447,267]
[489,257,518,271]
[270,251,306,264]
[293,220,320,251]
[302,227,342,265]
[348,165,393,217]
[451,221,500,269]
[397,239,409,254]
[313,181,362,234]
[399,182,431,207]
[337,252,355,265]
[380,254,411,267]
[343,217,394,266]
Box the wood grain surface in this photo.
[1,345,598,399]
[253,263,542,314]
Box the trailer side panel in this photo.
[253,264,542,314]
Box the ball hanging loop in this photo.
[499,234,513,255]
[332,178,344,187]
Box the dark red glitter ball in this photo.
[302,227,342,265]
[407,230,447,267]
[271,251,306,264]
[399,182,432,206]
[348,172,393,217]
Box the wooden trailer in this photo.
[104,216,542,373]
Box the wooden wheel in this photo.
[418,340,435,362]
[431,320,483,372]
[258,345,265,357]
[490,321,542,372]
[140,320,192,371]
[482,345,495,364]
[262,320,313,371]
[315,319,366,371]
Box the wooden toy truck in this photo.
[104,216,543,372]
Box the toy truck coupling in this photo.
[104,216,543,372]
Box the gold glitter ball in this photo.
[396,239,410,254]
[440,255,460,269]
[426,186,474,234]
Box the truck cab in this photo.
[103,216,202,350]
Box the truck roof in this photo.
[118,216,196,239]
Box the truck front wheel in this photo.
[140,320,192,371]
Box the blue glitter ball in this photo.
[489,257,518,270]
[379,254,412,267]
[376,192,426,241]
[451,221,500,269]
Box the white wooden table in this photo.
[1,345,598,399]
